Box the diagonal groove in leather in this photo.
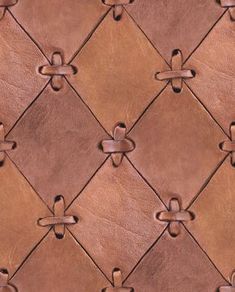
[6,153,53,212]
[6,80,50,137]
[64,77,111,137]
[183,81,230,140]
[122,226,168,283]
[68,7,112,64]
[124,154,168,210]
[7,8,50,63]
[66,228,112,285]
[181,223,230,285]
[183,8,229,65]
[124,7,170,67]
[9,229,52,281]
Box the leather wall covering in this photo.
[0,1,234,291]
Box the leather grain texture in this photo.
[0,1,234,291]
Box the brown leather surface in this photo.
[0,1,234,291]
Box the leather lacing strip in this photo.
[156,198,194,237]
[102,268,134,292]
[219,271,235,291]
[0,123,16,166]
[102,0,134,21]
[39,52,77,91]
[0,0,17,20]
[101,123,135,167]
[219,0,235,21]
[220,123,235,166]
[38,195,78,239]
[0,269,17,291]
[156,49,196,93]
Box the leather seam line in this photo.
[183,81,230,139]
[6,80,50,137]
[124,155,168,209]
[68,7,112,64]
[123,226,168,284]
[9,228,51,281]
[6,153,53,213]
[7,8,50,63]
[182,224,230,285]
[65,155,110,211]
[64,77,111,137]
[124,7,170,67]
[186,153,229,210]
[127,82,169,135]
[183,8,229,65]
[66,228,113,285]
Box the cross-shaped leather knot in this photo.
[220,123,235,166]
[0,269,17,291]
[102,269,134,292]
[102,0,134,21]
[39,52,77,91]
[157,198,194,237]
[219,271,235,291]
[101,123,135,167]
[155,49,195,93]
[0,123,16,166]
[38,195,78,239]
[219,0,235,21]
[0,0,17,20]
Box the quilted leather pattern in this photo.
[0,1,234,291]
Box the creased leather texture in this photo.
[0,1,234,291]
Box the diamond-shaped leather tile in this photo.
[185,11,235,135]
[127,0,225,63]
[68,157,166,281]
[0,157,50,277]
[10,0,109,61]
[69,9,169,134]
[186,157,235,281]
[128,84,226,208]
[11,231,110,292]
[7,82,108,208]
[0,11,49,133]
[124,227,227,292]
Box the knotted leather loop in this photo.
[102,0,134,20]
[102,269,134,292]
[219,271,235,291]
[156,49,195,93]
[0,269,17,291]
[220,123,235,166]
[39,52,77,91]
[0,0,17,20]
[219,0,235,20]
[0,123,16,166]
[101,123,135,167]
[157,198,194,237]
[38,195,78,239]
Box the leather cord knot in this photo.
[102,0,134,21]
[220,123,235,166]
[101,123,135,167]
[39,52,77,91]
[155,49,195,93]
[0,123,16,166]
[102,269,134,292]
[0,0,17,20]
[219,0,235,21]
[156,198,194,237]
[219,271,235,291]
[0,269,17,291]
[38,195,78,239]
